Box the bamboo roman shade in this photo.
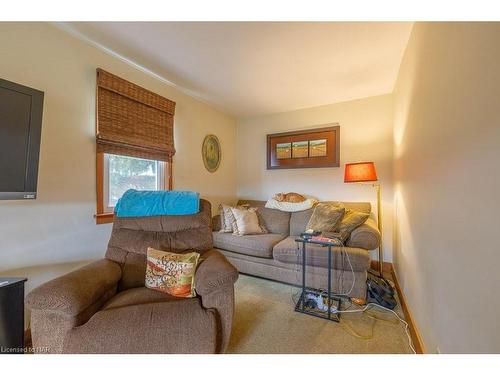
[96,68,176,161]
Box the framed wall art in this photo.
[202,134,221,172]
[266,125,340,169]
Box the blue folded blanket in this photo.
[115,189,200,218]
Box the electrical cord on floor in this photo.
[289,238,415,354]
[331,245,355,297]
[320,243,356,298]
[339,305,402,341]
[339,303,416,354]
[340,318,375,340]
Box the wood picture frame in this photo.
[267,125,340,169]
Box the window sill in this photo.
[95,213,114,224]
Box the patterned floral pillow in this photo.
[145,247,200,298]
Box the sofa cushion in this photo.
[237,200,290,235]
[69,288,216,354]
[103,287,176,310]
[290,208,314,236]
[272,236,370,272]
[290,201,372,236]
[213,232,286,258]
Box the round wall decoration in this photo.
[202,134,221,173]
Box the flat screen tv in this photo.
[0,78,44,200]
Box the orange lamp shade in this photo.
[344,162,378,183]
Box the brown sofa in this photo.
[26,200,238,354]
[213,200,380,299]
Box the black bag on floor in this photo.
[366,277,397,310]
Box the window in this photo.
[96,152,172,224]
[95,69,176,224]
[103,154,166,211]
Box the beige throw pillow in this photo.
[230,207,266,235]
[218,203,249,233]
[306,203,346,233]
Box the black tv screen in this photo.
[0,78,44,200]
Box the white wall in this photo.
[0,23,237,293]
[236,94,395,261]
[393,22,500,353]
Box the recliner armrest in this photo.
[26,259,122,316]
[195,250,238,296]
[346,217,381,250]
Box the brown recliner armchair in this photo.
[26,199,238,354]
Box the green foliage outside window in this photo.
[108,154,158,206]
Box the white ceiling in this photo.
[60,22,413,118]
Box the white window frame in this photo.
[103,153,167,213]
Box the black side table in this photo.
[294,238,342,322]
[0,278,27,354]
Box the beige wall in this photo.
[393,22,500,353]
[236,94,395,261]
[0,23,237,293]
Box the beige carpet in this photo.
[227,274,414,354]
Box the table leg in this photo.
[328,244,332,320]
[302,241,306,312]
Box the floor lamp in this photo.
[344,162,384,276]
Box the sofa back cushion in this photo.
[290,201,371,236]
[290,208,314,236]
[237,200,291,236]
[105,199,213,291]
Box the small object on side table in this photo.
[310,236,343,246]
[300,229,321,240]
[294,237,342,322]
[0,278,27,354]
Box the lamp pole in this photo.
[344,161,384,278]
[374,183,383,276]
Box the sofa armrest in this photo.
[346,217,381,250]
[26,259,122,317]
[195,250,238,296]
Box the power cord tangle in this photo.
[290,238,415,354]
[339,303,416,354]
